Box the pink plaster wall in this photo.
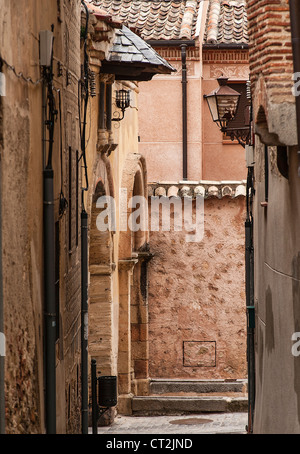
[138,72,202,182]
[147,196,247,379]
[138,64,248,183]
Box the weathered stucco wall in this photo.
[0,0,82,434]
[138,60,203,182]
[148,195,247,379]
[253,141,300,434]
[245,0,300,434]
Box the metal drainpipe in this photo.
[81,209,88,434]
[42,58,56,433]
[245,212,255,433]
[181,44,188,180]
[146,39,195,181]
[0,85,4,434]
[289,0,300,175]
[80,0,89,434]
[43,166,56,434]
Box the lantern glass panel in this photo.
[116,90,130,110]
[216,94,240,123]
[206,93,218,122]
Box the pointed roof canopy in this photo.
[101,25,176,80]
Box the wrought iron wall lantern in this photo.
[204,77,251,148]
[112,89,131,122]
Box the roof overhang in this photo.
[100,61,171,81]
[100,25,176,81]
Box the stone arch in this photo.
[117,153,151,414]
[253,75,296,146]
[119,153,148,259]
[255,105,281,146]
[89,179,113,266]
[88,176,116,377]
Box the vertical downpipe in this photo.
[289,0,300,175]
[81,210,88,434]
[91,359,98,435]
[245,167,255,434]
[0,85,4,434]
[43,167,56,434]
[80,0,89,434]
[245,218,255,433]
[181,44,188,180]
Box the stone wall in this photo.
[0,0,82,433]
[147,183,247,380]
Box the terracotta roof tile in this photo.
[89,1,201,41]
[204,0,248,45]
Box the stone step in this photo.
[149,379,247,395]
[132,395,248,416]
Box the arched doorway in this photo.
[117,153,151,414]
[88,179,116,377]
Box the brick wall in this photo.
[246,0,294,104]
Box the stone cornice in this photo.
[148,181,247,199]
[89,263,116,275]
[118,258,139,271]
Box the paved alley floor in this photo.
[90,412,248,435]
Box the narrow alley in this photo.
[90,413,248,435]
[1,0,300,436]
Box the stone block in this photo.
[131,340,149,361]
[135,378,150,396]
[118,351,131,374]
[117,394,133,415]
[118,373,131,395]
[134,360,149,379]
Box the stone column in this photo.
[131,251,153,397]
[117,257,138,415]
[89,264,115,375]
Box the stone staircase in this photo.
[132,379,248,416]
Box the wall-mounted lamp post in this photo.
[204,77,251,148]
[112,89,131,122]
[205,75,255,433]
